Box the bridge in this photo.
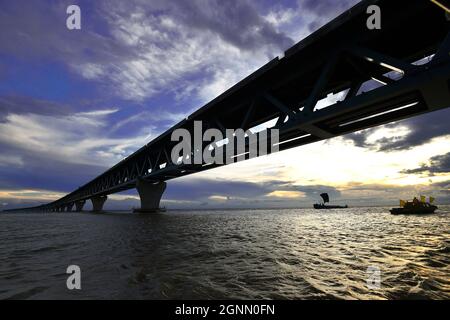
[6,0,450,213]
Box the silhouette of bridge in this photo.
[7,0,450,213]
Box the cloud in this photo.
[166,178,274,201]
[293,184,341,200]
[264,7,297,27]
[295,0,360,31]
[110,110,188,133]
[0,108,154,166]
[0,1,136,64]
[0,92,180,199]
[298,0,359,17]
[346,108,450,152]
[96,0,294,101]
[0,95,72,121]
[339,182,450,205]
[0,155,23,167]
[0,0,293,103]
[165,178,341,204]
[170,0,293,53]
[401,152,450,176]
[0,153,105,193]
[432,180,450,195]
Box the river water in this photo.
[0,207,449,299]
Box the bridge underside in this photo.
[7,0,450,213]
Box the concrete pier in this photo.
[134,179,166,213]
[91,196,107,212]
[75,200,86,212]
[66,203,74,212]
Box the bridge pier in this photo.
[91,196,107,212]
[66,203,74,212]
[134,179,166,213]
[75,200,86,212]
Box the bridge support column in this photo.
[66,203,74,212]
[134,179,166,213]
[91,196,107,212]
[75,200,86,212]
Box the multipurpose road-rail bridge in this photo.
[8,0,450,212]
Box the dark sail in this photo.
[320,193,329,203]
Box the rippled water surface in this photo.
[0,207,449,299]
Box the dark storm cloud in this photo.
[401,152,450,176]
[0,0,292,63]
[0,1,136,64]
[113,0,294,50]
[346,108,450,152]
[0,95,72,121]
[171,0,294,53]
[0,0,294,103]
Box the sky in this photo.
[0,0,449,210]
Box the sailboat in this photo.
[313,193,348,209]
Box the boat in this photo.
[313,193,348,209]
[314,203,348,209]
[390,196,438,215]
[390,205,437,215]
